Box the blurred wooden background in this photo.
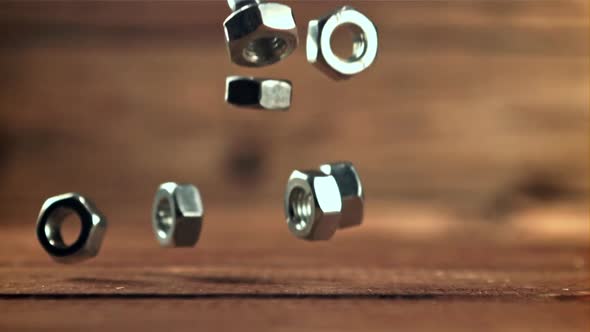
[0,0,588,220]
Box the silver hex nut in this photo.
[307,6,378,80]
[224,2,298,67]
[319,162,364,228]
[284,170,343,241]
[225,76,292,110]
[36,193,107,264]
[152,182,204,247]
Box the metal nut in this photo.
[225,76,292,110]
[285,170,342,241]
[307,6,378,80]
[36,193,107,263]
[152,182,204,247]
[224,2,298,67]
[319,162,364,228]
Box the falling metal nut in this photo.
[224,2,298,67]
[225,76,292,110]
[36,193,107,263]
[284,170,343,241]
[307,6,378,80]
[319,162,364,228]
[152,182,204,247]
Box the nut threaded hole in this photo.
[156,197,174,239]
[329,23,366,62]
[44,207,82,249]
[288,187,313,231]
[242,36,288,65]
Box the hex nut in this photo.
[152,182,204,247]
[224,2,298,67]
[225,76,292,110]
[307,6,378,80]
[36,193,107,264]
[284,170,343,241]
[319,162,364,228]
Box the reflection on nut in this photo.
[152,182,204,247]
[284,170,342,241]
[225,76,292,110]
[319,162,364,228]
[307,6,378,80]
[224,2,298,67]
[36,193,107,264]
[227,0,259,12]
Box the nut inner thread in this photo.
[44,207,82,249]
[242,36,288,65]
[288,187,313,231]
[156,197,174,239]
[329,23,367,62]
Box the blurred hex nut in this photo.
[319,162,364,228]
[307,6,378,80]
[224,2,298,67]
[227,0,260,11]
[152,182,204,247]
[36,193,107,264]
[225,76,292,110]
[284,170,343,241]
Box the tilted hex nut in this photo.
[152,182,204,247]
[224,2,298,67]
[307,6,378,80]
[225,76,292,110]
[319,162,364,228]
[36,193,107,264]
[284,170,343,241]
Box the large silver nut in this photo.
[225,76,292,110]
[152,182,204,247]
[319,162,364,228]
[224,2,298,67]
[36,193,107,264]
[307,6,378,80]
[284,170,343,241]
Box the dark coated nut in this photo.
[36,193,107,264]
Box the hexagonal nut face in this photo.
[152,182,204,247]
[284,170,343,241]
[224,2,298,67]
[319,162,364,228]
[36,193,107,264]
[307,6,378,80]
[225,76,292,110]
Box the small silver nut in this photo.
[224,2,298,67]
[307,6,378,80]
[225,76,292,110]
[284,170,342,241]
[319,162,364,228]
[36,193,107,264]
[227,0,260,12]
[152,182,204,247]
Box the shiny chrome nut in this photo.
[225,76,292,110]
[307,6,378,80]
[152,182,204,247]
[284,170,342,241]
[36,193,107,264]
[227,0,259,11]
[319,162,364,228]
[224,2,298,67]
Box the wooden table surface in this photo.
[0,1,588,331]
